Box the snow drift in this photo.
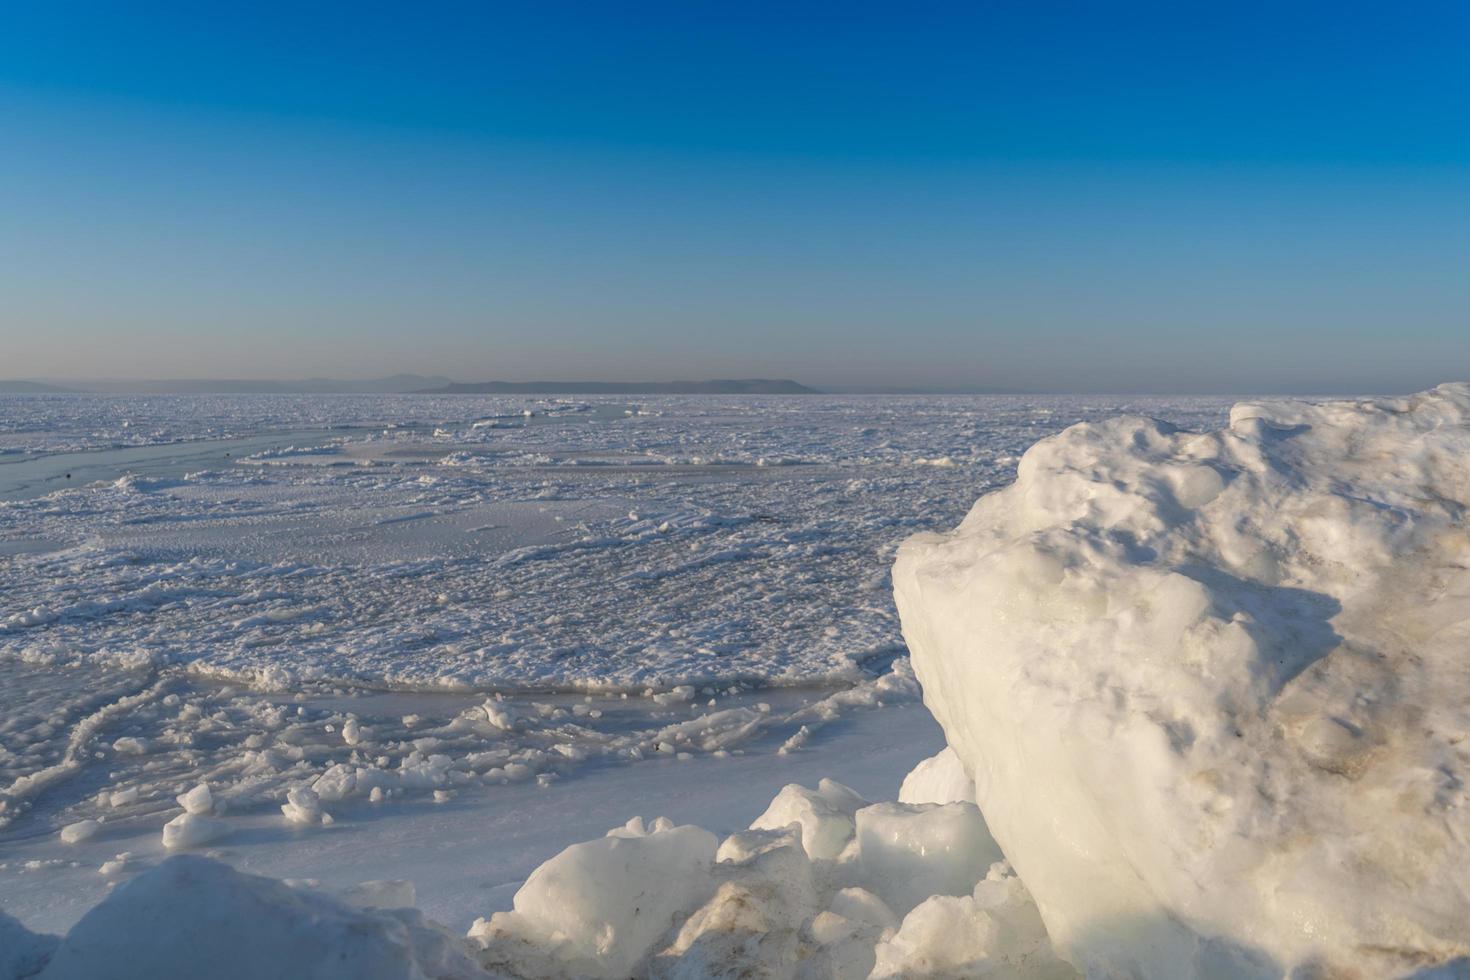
[894,384,1470,977]
[9,855,483,980]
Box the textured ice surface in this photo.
[14,388,1459,977]
[1,394,1228,689]
[0,396,1225,830]
[0,393,1227,949]
[469,773,1070,980]
[895,384,1470,977]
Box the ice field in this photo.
[4,389,1469,976]
[0,394,1233,933]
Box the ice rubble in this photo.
[6,388,1467,978]
[1,394,1229,693]
[2,763,1071,980]
[469,766,1072,980]
[894,384,1470,977]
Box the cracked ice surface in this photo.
[0,393,1228,936]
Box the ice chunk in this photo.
[281,786,328,825]
[870,864,1075,979]
[469,820,718,979]
[649,881,800,979]
[312,764,357,802]
[161,812,230,850]
[59,819,102,844]
[803,913,883,980]
[482,702,517,731]
[893,384,1470,977]
[98,852,132,876]
[176,783,213,815]
[651,820,817,978]
[898,747,975,805]
[828,887,898,932]
[854,802,1002,915]
[107,787,139,808]
[35,856,483,980]
[749,778,867,860]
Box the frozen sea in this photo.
[0,393,1231,934]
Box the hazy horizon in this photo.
[4,3,1468,393]
[5,371,1462,397]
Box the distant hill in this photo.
[0,380,76,393]
[419,379,820,395]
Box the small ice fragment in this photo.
[483,702,517,731]
[108,787,139,808]
[60,819,102,844]
[98,852,132,876]
[176,783,213,815]
[161,812,230,849]
[281,787,326,825]
[111,737,148,755]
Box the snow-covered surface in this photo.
[26,855,484,980]
[1,708,952,979]
[0,391,1247,976]
[5,389,1466,977]
[4,754,1072,980]
[895,384,1470,977]
[0,394,1224,854]
[0,394,1227,688]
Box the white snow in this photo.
[11,388,1463,977]
[0,910,57,980]
[893,383,1470,977]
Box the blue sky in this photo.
[2,1,1467,392]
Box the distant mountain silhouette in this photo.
[419,379,820,395]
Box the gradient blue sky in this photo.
[3,1,1468,392]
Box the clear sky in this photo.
[2,1,1468,392]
